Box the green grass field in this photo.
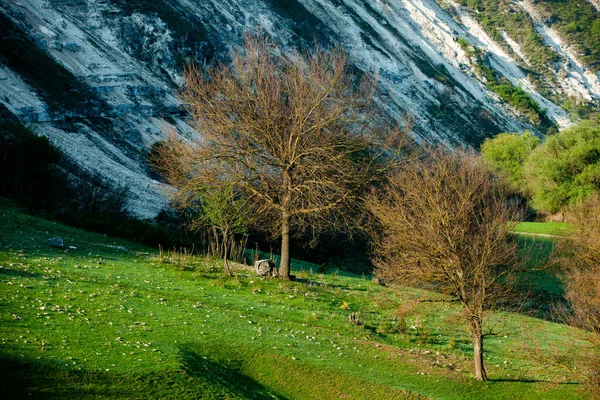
[514,222,573,236]
[0,201,588,399]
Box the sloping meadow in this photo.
[0,201,588,399]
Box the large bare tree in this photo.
[557,194,600,393]
[154,35,408,279]
[366,148,522,381]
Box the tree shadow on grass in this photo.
[0,351,287,399]
[294,277,354,291]
[489,377,580,385]
[179,346,288,400]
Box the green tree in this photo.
[193,184,252,277]
[524,121,600,213]
[481,131,539,192]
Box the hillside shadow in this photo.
[179,347,288,400]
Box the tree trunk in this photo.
[279,210,291,279]
[279,170,292,280]
[222,230,233,277]
[472,323,487,381]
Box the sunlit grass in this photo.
[0,201,588,399]
[514,222,573,236]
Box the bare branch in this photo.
[366,148,524,381]
[152,34,411,279]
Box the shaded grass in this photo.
[0,201,588,399]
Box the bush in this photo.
[524,121,600,213]
[481,131,539,192]
[0,122,62,210]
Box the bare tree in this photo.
[557,194,600,394]
[154,34,409,280]
[366,148,522,381]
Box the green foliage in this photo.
[0,204,588,399]
[457,37,471,51]
[470,53,552,129]
[458,0,559,82]
[193,184,252,237]
[535,0,600,72]
[481,131,540,191]
[524,121,600,213]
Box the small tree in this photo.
[557,194,600,393]
[195,184,251,276]
[154,34,408,280]
[367,149,521,381]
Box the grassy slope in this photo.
[513,222,573,300]
[454,0,599,120]
[0,201,587,399]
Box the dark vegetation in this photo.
[0,120,62,210]
[0,119,200,250]
[267,0,332,46]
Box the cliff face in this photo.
[1,0,599,218]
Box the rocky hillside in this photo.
[1,0,599,218]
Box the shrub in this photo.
[524,121,600,213]
[481,131,539,192]
[0,122,62,210]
